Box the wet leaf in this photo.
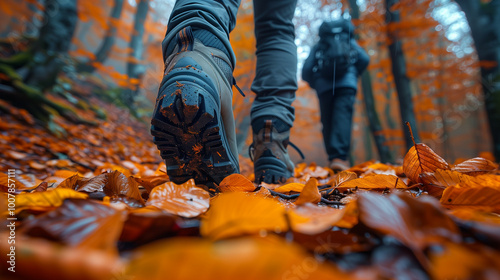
[218,174,256,192]
[146,179,209,218]
[295,178,321,205]
[104,170,144,205]
[403,144,450,183]
[200,192,287,240]
[21,198,126,253]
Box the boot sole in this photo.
[151,66,239,186]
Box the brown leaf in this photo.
[451,157,499,175]
[104,171,144,205]
[21,199,126,254]
[0,232,124,280]
[133,174,169,193]
[146,179,209,218]
[358,192,461,267]
[403,143,450,183]
[295,178,321,205]
[218,174,256,192]
[289,203,347,234]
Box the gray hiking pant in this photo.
[162,0,298,127]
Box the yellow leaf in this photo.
[15,188,88,208]
[273,182,305,193]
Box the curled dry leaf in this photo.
[218,173,256,192]
[295,178,321,205]
[21,199,126,254]
[336,174,407,191]
[146,179,209,218]
[104,170,144,205]
[403,143,450,183]
[451,157,499,175]
[200,192,287,240]
[133,174,169,193]
[125,236,349,280]
[334,171,358,187]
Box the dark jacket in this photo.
[302,30,370,95]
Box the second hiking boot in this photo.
[151,27,239,186]
[250,117,298,184]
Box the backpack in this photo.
[313,22,358,80]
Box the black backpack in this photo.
[313,21,358,80]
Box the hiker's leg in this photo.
[317,91,335,160]
[162,0,241,64]
[329,87,356,161]
[152,0,242,185]
[250,0,299,183]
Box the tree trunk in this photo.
[123,0,149,106]
[348,0,394,163]
[454,0,500,161]
[25,0,78,90]
[385,0,421,150]
[78,0,124,73]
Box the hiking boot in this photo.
[151,27,239,186]
[329,158,350,172]
[250,117,303,184]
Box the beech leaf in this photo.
[403,143,450,183]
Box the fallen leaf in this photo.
[451,157,498,175]
[200,192,287,240]
[295,178,321,205]
[403,143,450,183]
[15,188,88,209]
[218,174,256,192]
[125,236,349,280]
[21,199,126,254]
[419,169,472,188]
[336,174,407,191]
[146,179,209,218]
[273,182,305,193]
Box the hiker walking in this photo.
[152,0,300,185]
[302,18,370,171]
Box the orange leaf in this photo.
[125,236,348,279]
[273,182,305,193]
[334,171,358,186]
[295,178,321,205]
[218,174,256,192]
[403,143,450,183]
[336,174,407,191]
[200,192,287,239]
[419,169,472,188]
[452,157,499,176]
[146,179,209,218]
[440,180,500,212]
[289,203,351,234]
